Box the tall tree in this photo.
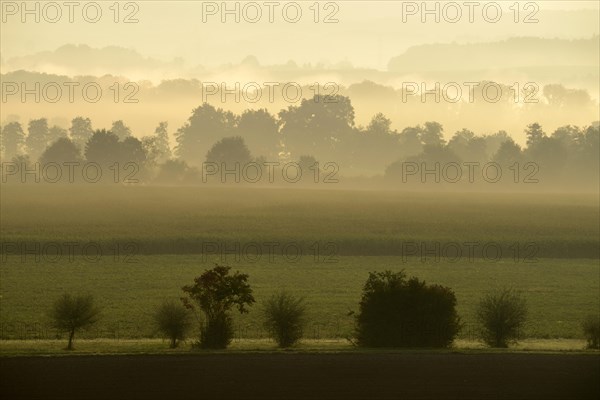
[69,117,94,149]
[493,139,522,166]
[111,120,132,141]
[153,121,171,161]
[350,113,401,174]
[525,123,545,148]
[236,109,280,159]
[420,121,446,147]
[0,121,26,161]
[279,95,355,160]
[483,131,511,159]
[119,136,147,166]
[47,125,68,145]
[84,129,121,165]
[181,265,255,349]
[175,103,237,165]
[25,118,49,161]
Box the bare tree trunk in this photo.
[67,329,75,350]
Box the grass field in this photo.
[1,255,598,340]
[1,186,598,342]
[1,185,598,258]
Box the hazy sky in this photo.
[2,1,599,70]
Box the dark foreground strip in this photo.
[1,353,598,400]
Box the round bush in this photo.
[356,271,461,348]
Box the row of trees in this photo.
[2,95,598,182]
[51,265,600,351]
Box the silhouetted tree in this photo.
[420,121,446,146]
[263,292,307,348]
[39,137,82,166]
[350,113,401,174]
[582,315,599,349]
[526,135,568,181]
[405,143,460,166]
[153,121,172,162]
[0,121,25,160]
[483,130,511,158]
[47,126,68,145]
[279,95,355,160]
[181,264,255,349]
[175,103,237,165]
[154,299,192,348]
[50,293,100,350]
[367,113,392,136]
[155,159,192,184]
[569,125,599,184]
[119,136,146,165]
[85,129,121,165]
[476,289,527,348]
[356,271,461,347]
[551,125,581,148]
[237,109,280,159]
[205,136,252,167]
[111,120,132,141]
[25,118,49,160]
[525,123,545,148]
[493,139,522,166]
[447,129,487,162]
[69,117,94,149]
[397,126,424,157]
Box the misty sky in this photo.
[2,1,599,70]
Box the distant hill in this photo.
[4,44,185,79]
[388,36,599,72]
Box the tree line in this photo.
[1,95,598,185]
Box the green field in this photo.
[0,186,598,341]
[0,255,598,340]
[1,185,599,257]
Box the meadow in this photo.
[0,185,598,341]
[1,185,598,258]
[0,255,599,340]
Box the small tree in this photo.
[263,292,307,348]
[181,264,254,349]
[50,294,100,350]
[356,270,461,348]
[582,315,599,349]
[154,299,192,348]
[476,289,527,348]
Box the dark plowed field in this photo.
[1,353,598,400]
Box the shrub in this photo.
[200,313,234,349]
[263,292,307,347]
[154,299,192,348]
[356,270,461,347]
[182,264,255,349]
[476,288,527,348]
[582,315,600,349]
[50,293,100,350]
